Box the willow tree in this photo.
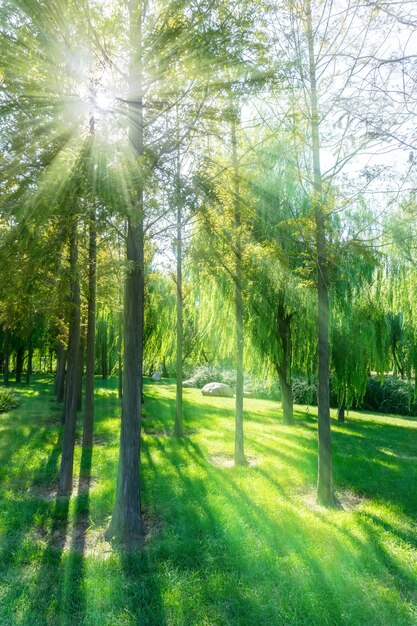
[261,0,390,505]
[192,120,253,464]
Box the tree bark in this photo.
[101,321,108,379]
[105,0,144,542]
[280,375,294,424]
[77,332,85,412]
[26,340,33,385]
[55,341,66,399]
[306,0,334,506]
[337,390,346,423]
[117,311,123,400]
[55,342,67,402]
[58,222,81,496]
[276,299,294,425]
[16,345,24,384]
[231,105,245,466]
[3,331,9,387]
[174,118,184,438]
[83,204,97,447]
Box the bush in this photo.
[249,378,280,400]
[360,377,417,416]
[184,365,229,389]
[0,389,19,413]
[184,364,281,399]
[292,378,318,405]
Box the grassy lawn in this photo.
[0,376,417,625]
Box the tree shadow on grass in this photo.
[330,417,417,517]
[140,433,417,625]
[59,444,93,625]
[22,494,71,624]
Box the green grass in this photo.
[0,376,417,625]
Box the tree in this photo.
[58,215,81,496]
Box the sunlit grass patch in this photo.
[0,375,417,625]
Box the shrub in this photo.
[292,378,318,405]
[249,378,280,400]
[185,364,281,399]
[0,389,19,413]
[185,365,227,388]
[360,377,417,416]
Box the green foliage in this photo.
[361,377,417,416]
[0,388,19,413]
[184,364,281,399]
[291,377,318,405]
[184,364,236,388]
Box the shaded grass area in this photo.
[0,376,417,624]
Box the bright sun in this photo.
[94,92,113,111]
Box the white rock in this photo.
[201,382,234,398]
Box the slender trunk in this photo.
[276,300,294,425]
[55,341,67,402]
[337,390,346,423]
[58,222,81,496]
[174,117,184,438]
[231,106,245,466]
[77,333,85,413]
[280,375,294,424]
[162,356,168,378]
[118,312,123,400]
[49,349,53,373]
[3,331,9,387]
[277,366,294,425]
[393,345,404,379]
[306,0,334,506]
[108,323,115,377]
[26,341,33,385]
[105,0,144,541]
[101,323,108,379]
[16,345,24,384]
[83,203,97,447]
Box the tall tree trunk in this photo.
[307,0,334,506]
[174,117,184,438]
[108,323,115,377]
[101,322,108,379]
[16,345,24,383]
[105,0,144,542]
[3,331,9,387]
[118,311,123,400]
[337,389,346,423]
[26,340,33,385]
[276,299,294,425]
[279,374,294,424]
[58,222,81,496]
[83,204,97,447]
[55,341,67,402]
[231,105,245,466]
[77,332,85,412]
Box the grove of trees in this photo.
[1,0,416,542]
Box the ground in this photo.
[0,376,417,625]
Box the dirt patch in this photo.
[34,512,163,557]
[74,436,109,447]
[299,487,366,512]
[143,428,199,437]
[27,475,98,500]
[33,519,113,557]
[209,454,260,468]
